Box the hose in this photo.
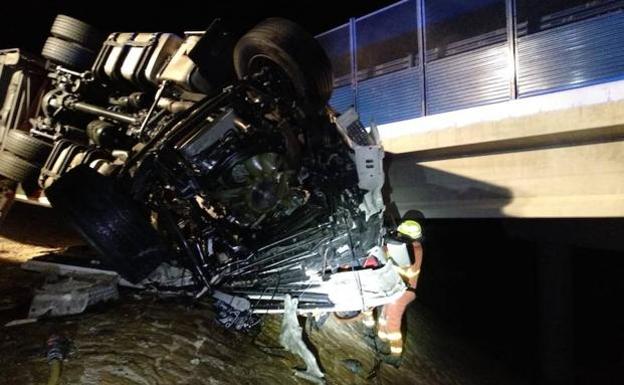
[46,360,61,385]
[45,334,68,385]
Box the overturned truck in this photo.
[0,15,423,371]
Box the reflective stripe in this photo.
[378,330,402,341]
[362,309,375,327]
[386,332,402,341]
[401,268,420,279]
[390,346,403,354]
[393,266,421,279]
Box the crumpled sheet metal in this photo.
[354,143,385,221]
[247,262,407,314]
[213,290,261,331]
[28,274,118,318]
[305,262,407,313]
[280,294,325,384]
[140,262,194,288]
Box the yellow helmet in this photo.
[397,220,422,240]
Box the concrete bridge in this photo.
[381,79,624,218]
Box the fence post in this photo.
[506,0,519,99]
[349,17,358,110]
[416,0,427,116]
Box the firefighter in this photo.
[364,219,423,366]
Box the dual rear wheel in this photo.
[42,14,103,71]
[0,130,52,183]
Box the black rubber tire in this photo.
[4,130,52,163]
[50,14,104,51]
[46,165,168,283]
[234,18,333,111]
[0,151,41,182]
[41,36,94,71]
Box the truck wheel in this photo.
[0,151,41,182]
[45,165,168,283]
[50,15,104,51]
[42,36,94,71]
[4,130,52,163]
[234,18,333,111]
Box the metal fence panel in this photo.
[426,43,511,115]
[329,85,354,113]
[517,12,624,97]
[424,0,507,60]
[316,24,352,87]
[356,66,422,126]
[318,0,624,120]
[355,0,419,80]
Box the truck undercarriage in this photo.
[0,15,422,377]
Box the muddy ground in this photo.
[0,202,524,385]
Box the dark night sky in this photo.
[0,0,395,53]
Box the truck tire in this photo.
[4,130,52,163]
[234,18,333,111]
[50,15,104,51]
[0,151,41,182]
[42,36,94,71]
[46,165,167,283]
